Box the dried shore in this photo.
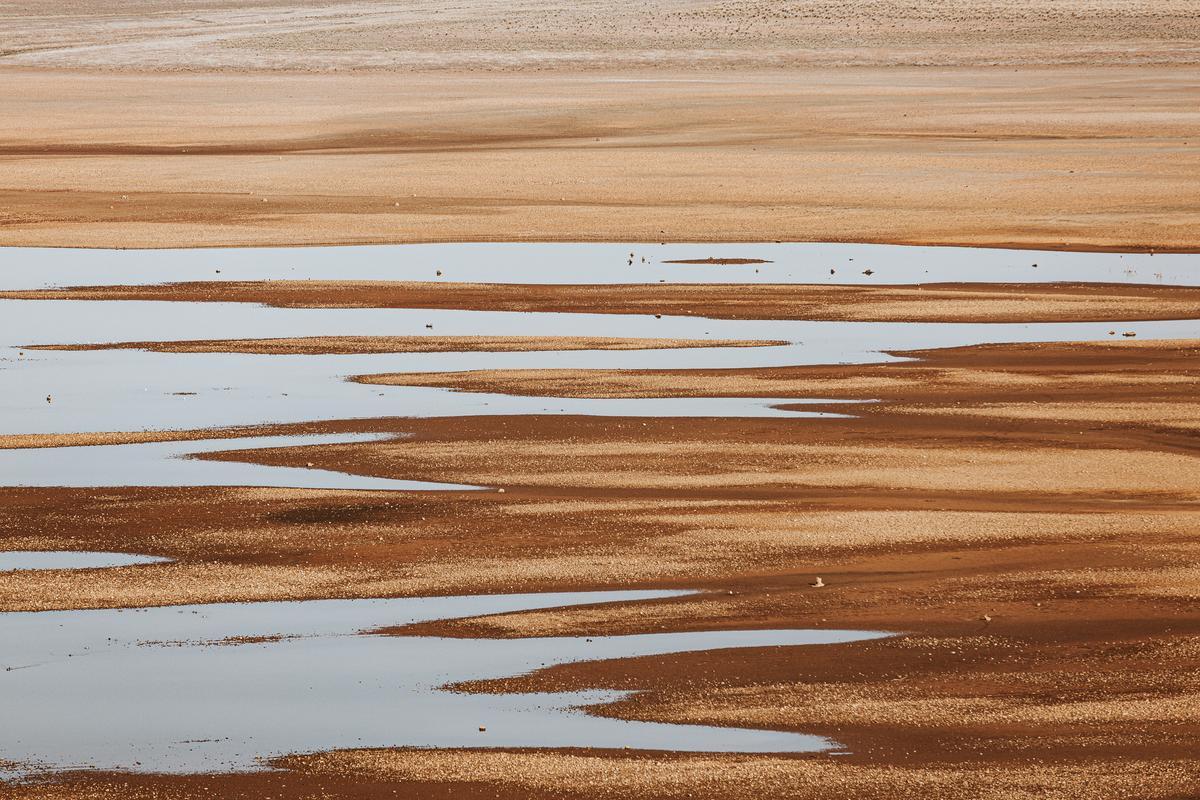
[3,332,1198,797]
[2,1,1199,795]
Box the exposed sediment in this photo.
[25,335,780,355]
[2,336,1197,799]
[9,280,1200,322]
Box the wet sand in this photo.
[10,280,1200,322]
[28,335,780,355]
[360,338,1200,401]
[3,1,1199,794]
[3,333,1198,796]
[8,750,1199,800]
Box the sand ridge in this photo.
[27,334,781,355]
[11,280,1200,321]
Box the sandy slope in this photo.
[1,2,1197,250]
[3,0,1198,71]
[1,2,1197,249]
[1,65,1197,249]
[13,279,1200,321]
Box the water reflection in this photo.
[0,551,171,571]
[0,589,892,774]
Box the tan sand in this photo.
[3,2,1199,796]
[3,0,1197,72]
[11,281,1200,322]
[28,335,780,355]
[0,66,1197,250]
[3,334,1199,797]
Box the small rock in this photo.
[811,577,825,588]
[497,488,505,494]
[1122,331,1137,337]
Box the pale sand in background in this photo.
[0,0,1197,249]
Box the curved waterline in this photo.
[0,589,893,775]
[0,552,172,572]
[2,243,1197,491]
[0,433,483,492]
[2,242,1196,289]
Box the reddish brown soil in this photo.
[2,337,1198,797]
[8,280,1200,322]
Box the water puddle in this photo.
[0,589,892,775]
[0,552,171,572]
[0,244,1185,775]
[1,243,1197,489]
[0,433,480,492]
[2,242,1196,288]
[1,299,1197,439]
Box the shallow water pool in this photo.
[0,589,892,775]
